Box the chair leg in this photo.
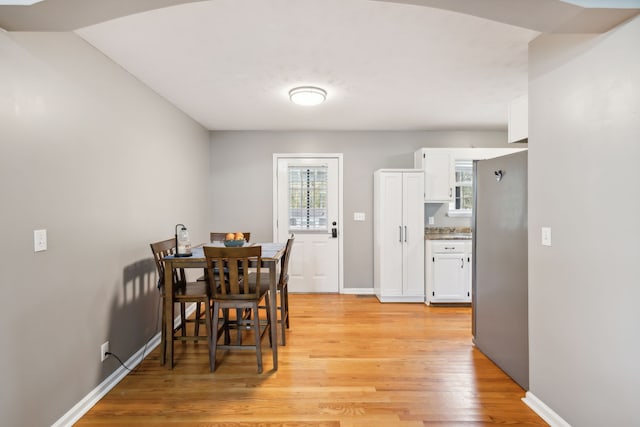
[194,302,202,337]
[236,308,243,345]
[279,288,287,346]
[222,308,231,345]
[264,292,272,348]
[283,285,290,329]
[180,302,187,336]
[203,299,214,372]
[252,302,263,374]
[160,295,167,365]
[210,302,219,372]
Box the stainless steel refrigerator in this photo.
[472,150,528,389]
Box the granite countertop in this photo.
[425,227,472,240]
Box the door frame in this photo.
[272,153,344,293]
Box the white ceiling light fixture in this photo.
[289,86,327,106]
[0,0,44,4]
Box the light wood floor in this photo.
[76,294,547,426]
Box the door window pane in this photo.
[288,166,328,231]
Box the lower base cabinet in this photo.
[426,240,472,304]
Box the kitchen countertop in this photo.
[425,227,472,240]
[425,233,472,240]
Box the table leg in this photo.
[269,261,278,370]
[163,260,174,368]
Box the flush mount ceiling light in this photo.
[289,86,327,106]
[0,0,44,4]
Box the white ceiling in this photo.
[3,0,637,131]
[74,0,538,131]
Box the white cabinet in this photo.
[414,149,453,203]
[426,240,472,304]
[374,169,425,302]
[508,94,528,143]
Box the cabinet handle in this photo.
[449,188,452,198]
[461,258,464,268]
[399,226,402,243]
[404,226,407,242]
[444,247,455,250]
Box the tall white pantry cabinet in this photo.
[374,169,425,302]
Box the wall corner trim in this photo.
[522,391,572,427]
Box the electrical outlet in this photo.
[100,341,110,362]
[428,216,435,225]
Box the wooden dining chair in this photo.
[251,234,294,345]
[150,238,214,369]
[204,245,270,373]
[277,234,294,342]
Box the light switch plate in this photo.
[34,229,47,252]
[541,227,551,246]
[428,216,435,225]
[353,212,366,221]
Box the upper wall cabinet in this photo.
[508,94,528,143]
[414,149,454,203]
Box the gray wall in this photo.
[528,17,640,426]
[425,202,473,228]
[209,131,511,289]
[0,32,210,426]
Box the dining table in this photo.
[161,241,286,370]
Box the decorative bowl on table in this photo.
[223,239,246,247]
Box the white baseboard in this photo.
[522,391,572,427]
[341,287,375,295]
[52,303,197,427]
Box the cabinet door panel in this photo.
[376,172,404,296]
[432,253,467,301]
[465,252,472,302]
[403,172,425,297]
[424,153,453,202]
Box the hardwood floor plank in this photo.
[75,294,546,426]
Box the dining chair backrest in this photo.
[150,238,186,289]
[204,245,262,300]
[280,234,294,286]
[210,232,251,242]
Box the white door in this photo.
[374,171,404,297]
[274,155,342,293]
[402,171,426,297]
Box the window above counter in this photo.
[449,160,473,216]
